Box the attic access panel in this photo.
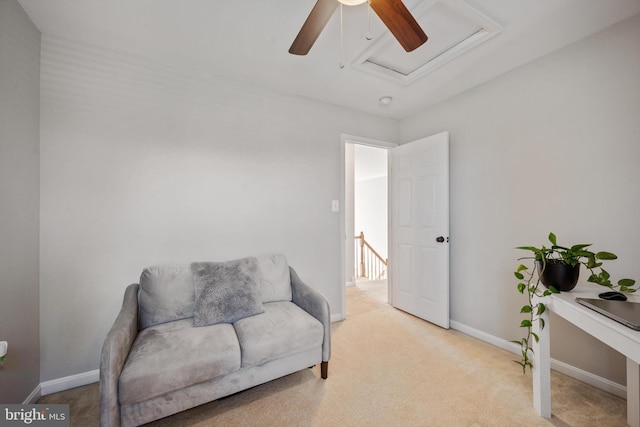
[352,0,502,85]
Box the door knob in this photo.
[436,236,445,243]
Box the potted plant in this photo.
[512,232,636,373]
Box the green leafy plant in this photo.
[513,232,636,373]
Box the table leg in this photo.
[532,302,551,417]
[628,358,640,427]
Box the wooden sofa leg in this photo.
[321,361,328,379]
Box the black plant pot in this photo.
[535,260,580,292]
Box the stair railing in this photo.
[355,231,388,280]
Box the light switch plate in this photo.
[331,200,340,212]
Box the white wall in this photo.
[354,144,388,261]
[354,176,388,260]
[401,14,640,385]
[0,0,40,403]
[38,36,399,381]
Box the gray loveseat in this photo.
[100,254,331,427]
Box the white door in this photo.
[389,132,449,328]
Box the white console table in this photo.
[532,287,640,427]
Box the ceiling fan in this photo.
[289,0,428,56]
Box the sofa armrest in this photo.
[289,267,331,362]
[100,283,139,427]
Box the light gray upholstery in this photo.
[100,284,139,427]
[99,255,331,427]
[119,348,321,427]
[118,319,240,405]
[138,265,193,329]
[191,258,264,326]
[255,253,292,302]
[234,301,323,368]
[290,267,331,362]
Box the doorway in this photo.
[340,132,450,327]
[342,135,396,319]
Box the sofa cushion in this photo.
[256,253,292,303]
[118,319,241,405]
[234,301,324,368]
[191,258,264,327]
[138,264,194,329]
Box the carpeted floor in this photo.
[39,280,628,426]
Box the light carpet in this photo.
[39,281,628,426]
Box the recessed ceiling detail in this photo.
[352,0,503,85]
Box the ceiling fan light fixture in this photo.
[337,0,368,5]
[289,0,427,55]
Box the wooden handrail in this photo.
[355,231,388,280]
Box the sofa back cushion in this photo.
[256,253,292,303]
[137,254,292,329]
[138,264,194,329]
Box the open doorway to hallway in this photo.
[342,132,449,326]
[345,142,389,316]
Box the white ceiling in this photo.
[18,0,640,120]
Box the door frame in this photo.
[339,134,397,321]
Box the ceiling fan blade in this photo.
[289,0,339,55]
[369,0,428,52]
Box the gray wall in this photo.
[401,14,640,385]
[38,36,399,381]
[0,0,41,403]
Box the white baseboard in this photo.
[550,358,626,398]
[23,384,41,404]
[331,313,345,322]
[450,320,520,354]
[449,320,627,399]
[40,369,99,396]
